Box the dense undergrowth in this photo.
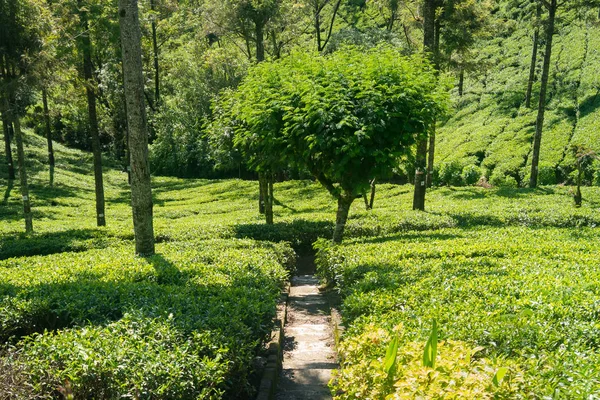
[2,131,600,397]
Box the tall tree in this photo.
[0,0,47,232]
[119,0,155,255]
[412,0,435,210]
[529,0,557,188]
[77,0,106,226]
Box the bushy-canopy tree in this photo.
[215,46,449,242]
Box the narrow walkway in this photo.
[275,256,337,400]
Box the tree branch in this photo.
[320,0,342,52]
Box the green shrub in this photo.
[0,240,291,398]
[21,314,229,399]
[489,170,518,188]
[461,165,482,185]
[537,163,557,185]
[317,227,600,398]
[438,160,464,186]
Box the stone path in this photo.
[275,256,337,400]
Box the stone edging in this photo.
[255,282,290,400]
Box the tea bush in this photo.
[317,227,600,398]
[0,239,292,398]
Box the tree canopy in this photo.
[215,45,449,241]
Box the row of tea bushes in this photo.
[316,227,600,398]
[0,239,293,399]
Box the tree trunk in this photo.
[119,0,156,256]
[426,125,436,187]
[332,193,354,244]
[363,194,370,210]
[258,173,265,214]
[458,67,464,96]
[1,108,15,181]
[42,86,55,186]
[413,0,435,210]
[369,179,376,209]
[529,0,556,188]
[5,96,33,233]
[574,167,582,207]
[150,0,160,106]
[79,0,106,226]
[255,22,265,62]
[525,2,541,108]
[265,175,273,224]
[315,4,322,52]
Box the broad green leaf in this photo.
[492,367,509,386]
[423,319,438,368]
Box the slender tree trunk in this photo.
[255,21,267,215]
[369,179,376,209]
[5,96,33,233]
[529,0,556,188]
[426,125,436,187]
[363,193,369,210]
[258,173,265,214]
[574,166,582,207]
[332,193,354,244]
[458,67,464,96]
[265,175,273,224]
[525,2,541,108]
[255,22,265,62]
[79,1,106,226]
[426,17,441,188]
[413,0,435,210]
[42,86,55,186]
[150,0,160,106]
[119,0,155,255]
[1,108,15,181]
[315,5,322,52]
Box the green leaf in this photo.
[492,367,509,386]
[422,319,438,368]
[383,334,400,375]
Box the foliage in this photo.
[461,164,482,185]
[317,226,600,398]
[436,7,600,185]
[0,239,291,397]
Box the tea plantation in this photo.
[2,132,600,397]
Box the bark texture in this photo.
[1,108,15,181]
[150,0,160,105]
[529,0,556,188]
[120,0,155,255]
[525,2,541,108]
[413,0,435,210]
[5,97,33,233]
[79,0,106,226]
[332,193,353,244]
[42,86,55,185]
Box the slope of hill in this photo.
[437,10,600,186]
